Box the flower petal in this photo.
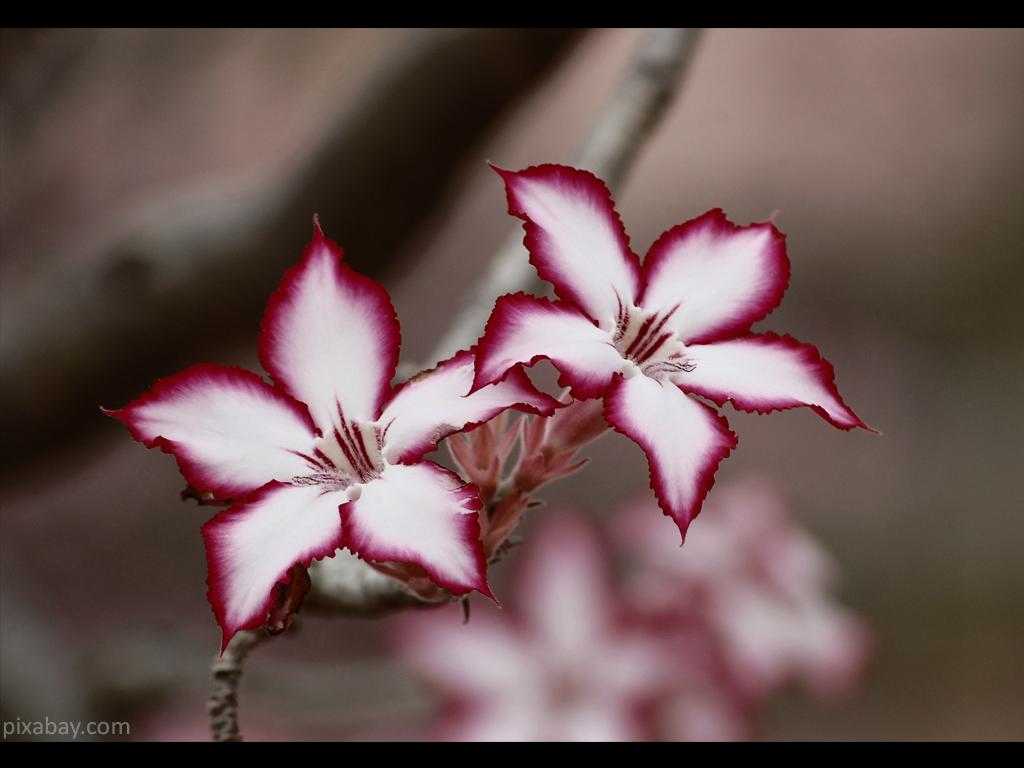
[258,221,400,430]
[342,462,490,597]
[473,293,624,400]
[495,164,641,330]
[104,364,317,499]
[640,209,789,344]
[378,349,560,464]
[678,333,871,431]
[519,515,610,663]
[203,482,345,649]
[604,374,737,539]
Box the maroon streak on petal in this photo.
[203,482,346,650]
[679,332,874,432]
[379,349,560,465]
[472,293,623,401]
[493,164,641,331]
[640,209,790,345]
[604,375,737,540]
[258,220,401,429]
[341,462,492,599]
[103,364,317,500]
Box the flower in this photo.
[401,482,872,742]
[473,164,872,538]
[106,222,557,647]
[613,474,874,709]
[400,513,669,742]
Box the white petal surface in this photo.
[342,462,488,596]
[678,333,868,430]
[474,293,624,400]
[378,350,558,464]
[641,209,789,343]
[605,375,737,538]
[107,364,317,498]
[204,482,345,646]
[497,164,641,330]
[259,224,400,430]
[406,611,538,698]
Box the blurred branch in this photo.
[0,28,582,477]
[426,28,701,366]
[208,628,268,743]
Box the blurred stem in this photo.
[425,28,701,367]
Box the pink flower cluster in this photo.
[106,164,870,647]
[401,476,873,742]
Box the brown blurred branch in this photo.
[0,28,582,477]
[426,28,701,366]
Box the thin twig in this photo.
[208,628,269,742]
[425,28,700,367]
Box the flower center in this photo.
[292,411,383,491]
[613,301,694,381]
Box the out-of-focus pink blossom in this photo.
[399,514,670,741]
[401,475,872,741]
[614,474,874,706]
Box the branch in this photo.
[0,28,581,476]
[208,628,269,743]
[425,28,701,367]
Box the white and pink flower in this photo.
[613,474,874,707]
[402,481,872,742]
[106,222,557,647]
[473,164,872,538]
[401,514,669,742]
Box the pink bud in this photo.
[541,396,608,457]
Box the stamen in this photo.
[312,447,336,469]
[334,425,363,478]
[623,313,659,360]
[631,313,674,362]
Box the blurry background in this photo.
[1,28,1021,740]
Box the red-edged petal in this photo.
[679,333,872,431]
[640,209,789,344]
[341,462,491,598]
[104,364,317,499]
[259,221,400,429]
[495,164,641,330]
[604,374,737,539]
[203,482,346,649]
[472,293,624,401]
[378,349,560,465]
